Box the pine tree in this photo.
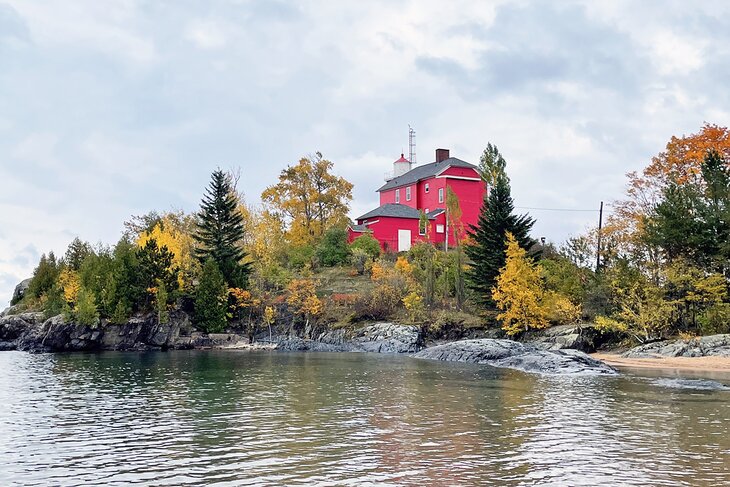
[195,259,228,333]
[26,252,60,301]
[465,173,535,307]
[194,170,251,287]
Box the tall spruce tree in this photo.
[465,172,535,307]
[194,170,251,287]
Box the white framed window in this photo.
[406,186,411,201]
[438,187,444,203]
[419,219,426,235]
[425,183,430,193]
[425,208,429,214]
[395,189,400,203]
[436,224,445,234]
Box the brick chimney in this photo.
[435,148,450,163]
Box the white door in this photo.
[398,229,411,252]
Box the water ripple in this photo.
[1,350,729,486]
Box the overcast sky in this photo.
[1,1,729,306]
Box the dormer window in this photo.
[406,186,411,201]
[395,189,400,203]
[425,183,430,193]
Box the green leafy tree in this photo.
[195,259,228,333]
[194,170,251,287]
[350,233,380,261]
[446,187,465,308]
[315,227,351,266]
[478,143,507,187]
[466,173,535,307]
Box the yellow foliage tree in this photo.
[492,232,548,335]
[394,256,413,275]
[136,213,197,290]
[57,268,81,305]
[402,291,424,322]
[261,152,353,246]
[286,279,322,327]
[263,305,276,341]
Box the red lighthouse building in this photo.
[348,148,486,252]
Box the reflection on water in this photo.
[1,350,729,486]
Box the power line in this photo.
[515,206,599,212]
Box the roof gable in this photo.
[377,157,478,192]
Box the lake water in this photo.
[1,350,729,486]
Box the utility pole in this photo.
[596,201,604,272]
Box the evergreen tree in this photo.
[64,238,93,271]
[194,170,251,287]
[195,259,228,333]
[646,150,730,276]
[466,173,535,307]
[137,239,179,301]
[26,252,60,301]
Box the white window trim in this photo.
[435,175,481,181]
[395,188,400,203]
[436,224,445,234]
[425,183,430,193]
[419,222,426,236]
[406,186,411,201]
[438,188,444,203]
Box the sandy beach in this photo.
[593,353,730,373]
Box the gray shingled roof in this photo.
[377,157,478,192]
[349,224,370,232]
[356,204,443,221]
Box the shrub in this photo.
[316,227,351,267]
[402,291,424,322]
[285,244,316,270]
[350,234,380,261]
[543,291,582,326]
[350,248,370,275]
[350,283,402,321]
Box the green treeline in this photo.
[13,125,730,345]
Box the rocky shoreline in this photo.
[3,306,728,376]
[0,310,616,375]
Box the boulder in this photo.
[414,339,616,375]
[527,324,599,353]
[624,334,730,358]
[10,278,31,305]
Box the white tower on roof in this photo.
[392,153,411,178]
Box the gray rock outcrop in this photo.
[414,339,617,375]
[526,324,599,353]
[11,278,31,305]
[624,334,730,358]
[275,322,422,353]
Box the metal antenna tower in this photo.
[408,125,416,165]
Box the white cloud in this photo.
[185,20,227,49]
